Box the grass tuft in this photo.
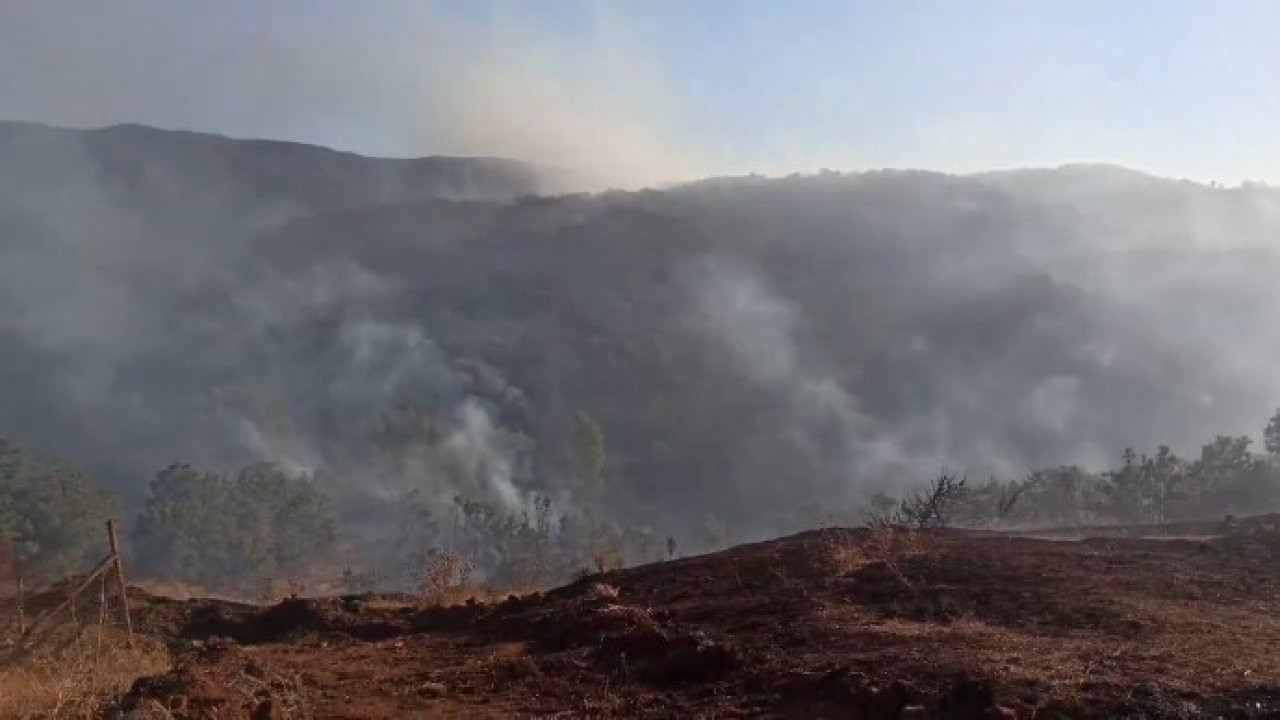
[0,620,169,718]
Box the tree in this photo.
[894,470,969,528]
[569,411,606,490]
[1103,447,1144,522]
[1143,445,1187,524]
[1101,446,1189,524]
[134,462,335,588]
[0,437,120,576]
[234,463,336,578]
[0,442,19,542]
[133,464,246,583]
[1265,409,1280,457]
[1016,466,1105,526]
[1185,435,1275,516]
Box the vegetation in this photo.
[3,405,1280,595]
[569,411,607,491]
[393,491,660,592]
[0,437,120,578]
[132,462,335,590]
[12,128,1280,563]
[871,418,1280,532]
[0,623,168,719]
[887,470,970,528]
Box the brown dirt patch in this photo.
[87,525,1280,717]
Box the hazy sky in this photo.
[3,0,1279,184]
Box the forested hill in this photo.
[0,121,544,212]
[3,123,1280,545]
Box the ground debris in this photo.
[33,521,1280,716]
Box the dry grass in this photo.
[131,577,244,603]
[416,549,475,606]
[861,521,923,586]
[420,581,542,609]
[0,622,169,718]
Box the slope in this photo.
[109,522,1280,718]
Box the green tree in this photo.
[1143,445,1187,524]
[569,411,606,490]
[134,462,336,588]
[1017,466,1103,526]
[1102,446,1188,523]
[132,464,244,583]
[234,463,336,577]
[1186,435,1274,516]
[1103,447,1144,522]
[0,437,120,576]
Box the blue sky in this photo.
[3,1,1279,184]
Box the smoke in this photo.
[443,399,526,514]
[656,170,1280,534]
[434,60,704,191]
[688,258,916,502]
[213,280,537,518]
[0,2,703,191]
[0,121,541,525]
[5,115,1280,547]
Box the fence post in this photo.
[106,520,133,641]
[16,555,114,648]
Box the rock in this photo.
[900,706,929,719]
[936,678,998,718]
[206,636,236,651]
[586,582,620,600]
[251,699,282,720]
[989,705,1018,719]
[122,700,175,720]
[860,680,914,719]
[422,681,448,697]
[658,638,737,683]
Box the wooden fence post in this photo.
[12,522,137,652]
[106,520,133,641]
[17,555,115,647]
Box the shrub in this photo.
[893,470,969,528]
[414,548,474,604]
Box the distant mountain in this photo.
[3,124,1280,541]
[0,121,544,239]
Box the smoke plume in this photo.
[3,122,1280,544]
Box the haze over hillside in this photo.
[2,122,1280,544]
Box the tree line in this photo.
[5,409,1280,592]
[865,411,1280,530]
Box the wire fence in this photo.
[0,520,133,659]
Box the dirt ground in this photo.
[83,520,1280,718]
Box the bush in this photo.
[892,470,969,528]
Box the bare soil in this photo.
[85,520,1280,717]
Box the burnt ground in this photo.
[85,521,1280,718]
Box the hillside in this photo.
[4,125,1280,580]
[63,521,1280,718]
[0,121,544,210]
